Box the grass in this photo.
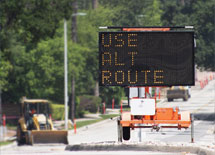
[6,124,17,130]
[0,141,13,146]
[121,96,128,100]
[121,107,130,112]
[69,114,119,130]
[100,114,119,119]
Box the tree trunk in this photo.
[0,88,2,126]
[71,76,75,121]
[94,81,99,97]
[92,0,98,9]
[69,0,78,123]
[180,0,185,6]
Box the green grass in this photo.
[99,114,119,119]
[74,119,101,129]
[121,107,130,112]
[121,96,128,100]
[69,114,119,130]
[6,124,17,130]
[0,141,13,146]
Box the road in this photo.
[1,80,214,155]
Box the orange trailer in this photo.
[99,26,194,142]
[118,98,192,141]
[116,27,194,142]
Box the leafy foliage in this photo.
[0,0,214,113]
[161,0,215,70]
[79,95,102,113]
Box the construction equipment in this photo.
[17,99,68,145]
[167,86,191,102]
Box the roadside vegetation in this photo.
[0,141,13,146]
[1,0,214,119]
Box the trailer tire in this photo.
[122,127,130,141]
[183,95,188,101]
[167,98,173,102]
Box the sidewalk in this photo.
[53,108,120,129]
[0,126,16,142]
[0,108,120,143]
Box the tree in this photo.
[191,0,215,70]
[161,0,215,70]
[138,0,163,26]
[76,6,126,105]
[24,35,88,103]
[0,0,74,103]
[0,56,11,90]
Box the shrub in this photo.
[79,95,102,113]
[51,103,65,120]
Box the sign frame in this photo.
[99,31,195,87]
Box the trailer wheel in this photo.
[183,95,188,101]
[17,125,25,145]
[167,98,173,102]
[122,127,130,141]
[117,117,122,142]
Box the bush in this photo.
[51,103,64,120]
[100,87,125,107]
[79,95,102,113]
[50,95,102,120]
[75,96,85,118]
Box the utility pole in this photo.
[64,19,68,130]
[70,0,78,123]
[92,0,99,97]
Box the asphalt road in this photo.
[1,80,214,155]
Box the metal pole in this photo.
[191,114,194,143]
[138,88,142,142]
[138,126,142,142]
[64,19,68,130]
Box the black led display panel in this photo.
[99,31,194,86]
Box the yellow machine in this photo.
[167,86,191,102]
[17,99,68,145]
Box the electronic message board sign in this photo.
[99,31,194,86]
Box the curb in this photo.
[0,141,17,150]
[65,142,215,155]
